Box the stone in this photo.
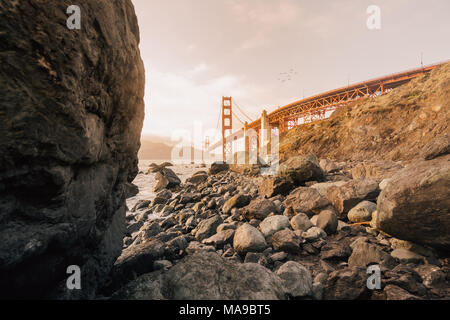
[153,172,169,192]
[185,241,215,255]
[421,133,450,160]
[111,252,285,299]
[104,240,165,295]
[348,239,396,268]
[376,285,422,300]
[302,227,327,242]
[277,154,325,185]
[316,209,338,234]
[194,215,223,241]
[209,162,229,175]
[351,161,404,182]
[376,155,450,252]
[259,176,294,198]
[0,0,144,299]
[222,194,251,215]
[323,267,369,300]
[348,201,377,223]
[270,252,288,262]
[233,223,267,255]
[290,213,313,232]
[259,215,290,237]
[283,187,330,217]
[390,249,425,264]
[327,179,379,215]
[202,229,235,249]
[319,159,341,173]
[320,243,352,261]
[414,265,446,288]
[271,229,301,253]
[275,261,313,298]
[243,198,277,220]
[186,172,208,184]
[153,260,173,271]
[309,181,347,197]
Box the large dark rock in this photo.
[0,0,145,298]
[376,155,450,252]
[277,154,325,185]
[111,252,286,299]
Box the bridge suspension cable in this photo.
[232,99,254,122]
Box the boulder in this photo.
[243,198,277,220]
[309,181,347,197]
[351,161,403,181]
[421,133,450,160]
[111,252,285,299]
[271,229,301,253]
[259,176,294,198]
[0,0,144,299]
[323,267,369,300]
[327,179,379,215]
[376,156,450,252]
[202,229,235,249]
[278,154,325,185]
[186,172,208,184]
[316,209,338,234]
[209,162,229,175]
[259,216,290,237]
[390,249,425,264]
[348,238,396,268]
[347,201,377,223]
[222,194,251,215]
[302,227,327,242]
[283,187,330,217]
[275,261,312,297]
[290,213,313,232]
[193,215,223,241]
[233,223,267,255]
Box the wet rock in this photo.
[278,154,325,185]
[0,0,145,298]
[243,198,277,221]
[316,209,338,235]
[222,194,251,215]
[271,229,301,253]
[259,176,294,198]
[348,201,377,223]
[275,261,313,298]
[327,179,379,215]
[283,187,330,217]
[259,215,290,237]
[290,213,313,232]
[112,252,285,299]
[233,223,267,255]
[376,155,450,252]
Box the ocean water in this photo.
[126,160,206,211]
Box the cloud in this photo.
[227,0,299,25]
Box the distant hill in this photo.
[138,134,205,160]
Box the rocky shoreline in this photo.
[101,141,450,300]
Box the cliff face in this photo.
[280,63,450,162]
[0,0,145,298]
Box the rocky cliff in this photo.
[280,63,450,162]
[0,0,145,298]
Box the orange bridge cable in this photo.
[232,100,254,122]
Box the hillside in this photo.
[280,62,450,162]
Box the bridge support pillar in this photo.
[260,110,271,164]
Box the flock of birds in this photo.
[277,68,298,82]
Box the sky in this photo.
[132,0,450,145]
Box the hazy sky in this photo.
[132,0,450,143]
